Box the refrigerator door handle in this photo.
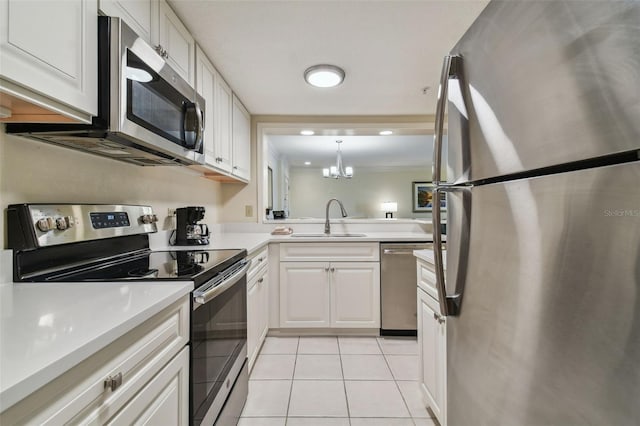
[432,55,462,186]
[433,185,471,317]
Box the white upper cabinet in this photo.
[216,73,234,173]
[157,0,194,85]
[194,48,250,182]
[232,93,251,181]
[0,0,98,123]
[99,0,155,43]
[99,0,194,85]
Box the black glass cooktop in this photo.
[43,249,246,288]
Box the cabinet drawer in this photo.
[417,259,439,301]
[280,242,379,262]
[105,347,189,425]
[248,246,269,283]
[1,296,189,425]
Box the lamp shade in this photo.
[381,202,398,212]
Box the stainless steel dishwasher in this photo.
[380,242,432,335]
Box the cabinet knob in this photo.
[215,157,223,163]
[330,267,335,273]
[258,278,264,284]
[104,372,123,392]
[324,267,330,272]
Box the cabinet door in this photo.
[215,74,233,173]
[247,272,261,369]
[257,268,269,346]
[158,0,194,85]
[418,288,446,425]
[195,46,218,169]
[280,262,330,327]
[99,0,154,43]
[248,266,269,371]
[231,94,251,181]
[331,262,380,328]
[0,0,97,121]
[106,347,189,426]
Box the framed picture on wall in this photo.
[412,181,446,212]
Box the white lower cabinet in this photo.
[417,257,447,426]
[331,262,380,327]
[279,243,380,329]
[280,262,331,327]
[105,347,189,426]
[247,247,269,371]
[0,296,190,425]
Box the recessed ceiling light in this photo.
[304,64,345,88]
[379,130,393,136]
[304,161,311,165]
[300,130,315,136]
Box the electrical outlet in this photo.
[245,205,253,217]
[167,208,176,216]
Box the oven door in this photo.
[190,261,249,426]
[109,16,205,164]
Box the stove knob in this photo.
[65,216,75,228]
[55,217,68,230]
[36,218,52,232]
[140,214,159,224]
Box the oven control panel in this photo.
[90,212,130,229]
[7,204,158,249]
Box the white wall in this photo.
[288,166,432,219]
[0,128,223,248]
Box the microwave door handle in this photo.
[194,102,204,151]
[183,102,204,151]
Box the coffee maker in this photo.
[175,206,210,245]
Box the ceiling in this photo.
[168,0,488,116]
[268,134,434,169]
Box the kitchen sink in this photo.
[291,233,367,238]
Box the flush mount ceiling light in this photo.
[304,64,345,88]
[300,130,315,136]
[379,130,393,136]
[322,140,353,179]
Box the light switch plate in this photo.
[245,205,253,217]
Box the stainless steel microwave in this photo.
[7,16,205,166]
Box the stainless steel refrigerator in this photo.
[430,1,640,425]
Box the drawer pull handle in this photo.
[104,372,123,392]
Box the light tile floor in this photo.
[239,336,437,426]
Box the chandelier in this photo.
[323,140,353,179]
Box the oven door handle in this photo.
[193,260,250,308]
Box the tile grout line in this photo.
[379,337,419,425]
[336,336,353,426]
[283,336,300,426]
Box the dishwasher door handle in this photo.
[382,249,418,255]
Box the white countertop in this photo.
[1,230,434,412]
[414,249,447,267]
[0,250,192,411]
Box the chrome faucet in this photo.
[325,198,348,234]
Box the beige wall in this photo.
[0,127,224,248]
[289,167,432,219]
[227,114,436,222]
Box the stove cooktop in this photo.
[34,249,247,288]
